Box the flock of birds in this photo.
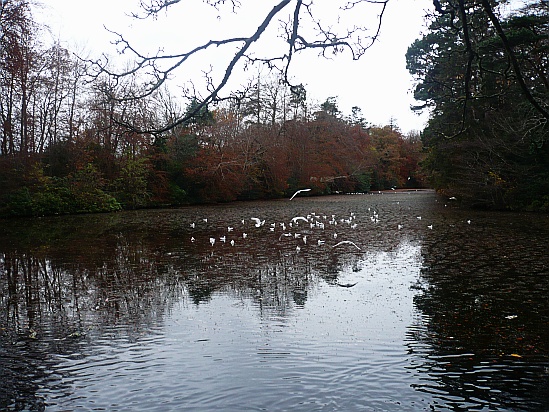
[185,189,463,254]
[189,210,362,252]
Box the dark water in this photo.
[1,191,548,411]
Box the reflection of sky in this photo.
[46,240,429,410]
[5,193,549,410]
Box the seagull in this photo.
[291,216,309,225]
[250,217,265,227]
[427,225,433,230]
[290,188,311,200]
[230,240,235,246]
[190,223,195,228]
[209,237,215,246]
[332,240,361,250]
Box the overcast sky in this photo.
[36,0,433,133]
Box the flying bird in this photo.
[250,217,265,227]
[332,240,361,250]
[290,188,311,200]
[291,216,309,225]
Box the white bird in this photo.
[333,233,338,239]
[397,224,402,230]
[203,218,208,223]
[317,240,325,246]
[291,216,309,225]
[296,245,301,252]
[289,188,311,200]
[250,217,265,227]
[230,240,235,246]
[190,223,195,228]
[427,225,433,230]
[220,236,226,243]
[417,216,422,220]
[332,240,361,250]
[467,220,471,224]
[191,237,195,242]
[243,233,248,238]
[227,227,234,232]
[209,237,215,246]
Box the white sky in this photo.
[36,0,432,133]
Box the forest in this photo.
[407,0,549,210]
[0,0,547,216]
[0,1,424,217]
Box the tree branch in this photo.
[93,0,390,134]
[480,0,549,121]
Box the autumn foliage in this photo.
[0,1,425,216]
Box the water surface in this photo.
[1,191,548,411]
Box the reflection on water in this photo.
[1,191,548,411]
[409,207,549,411]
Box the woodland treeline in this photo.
[0,1,424,217]
[408,0,549,210]
[3,1,548,217]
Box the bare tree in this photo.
[89,0,390,134]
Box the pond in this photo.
[1,191,548,411]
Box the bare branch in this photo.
[93,0,391,134]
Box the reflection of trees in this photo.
[0,199,417,409]
[409,215,549,410]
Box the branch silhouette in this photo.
[89,0,390,134]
